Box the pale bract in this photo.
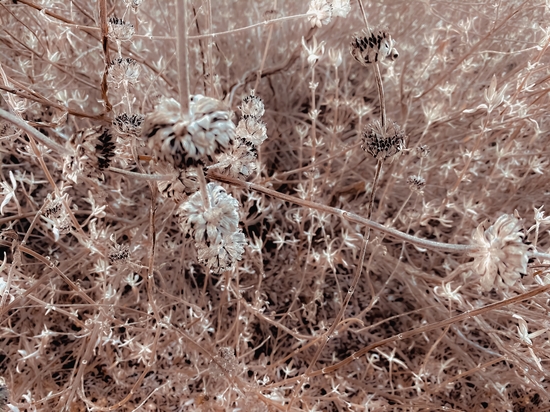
[470,214,531,290]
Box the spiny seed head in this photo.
[108,243,130,266]
[350,30,398,65]
[361,120,405,161]
[407,175,426,194]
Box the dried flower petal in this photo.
[471,214,531,290]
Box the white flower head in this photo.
[307,0,333,28]
[332,0,351,18]
[239,90,265,119]
[302,36,326,66]
[180,183,247,273]
[471,214,532,290]
[144,95,235,167]
[180,183,239,245]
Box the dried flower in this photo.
[307,0,333,28]
[180,183,240,244]
[302,36,326,66]
[179,183,246,273]
[144,95,235,167]
[109,242,130,266]
[108,58,140,87]
[108,16,135,42]
[235,116,268,147]
[361,120,405,161]
[350,30,399,65]
[211,140,258,179]
[239,90,265,118]
[407,175,426,194]
[113,113,145,136]
[42,193,72,240]
[471,214,532,290]
[63,126,115,182]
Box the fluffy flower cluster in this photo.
[471,214,532,290]
[212,91,268,179]
[179,183,246,273]
[307,0,351,27]
[350,29,399,65]
[144,95,235,168]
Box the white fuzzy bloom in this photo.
[236,117,268,147]
[308,0,332,28]
[239,90,265,118]
[180,183,239,244]
[180,183,246,272]
[144,95,235,167]
[196,229,247,273]
[332,0,351,17]
[471,214,531,290]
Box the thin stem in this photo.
[176,0,190,113]
[108,166,176,181]
[99,0,112,112]
[0,108,70,155]
[196,166,210,209]
[208,171,477,254]
[357,0,386,128]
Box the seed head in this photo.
[113,113,144,136]
[179,183,246,273]
[350,30,398,65]
[144,96,235,168]
[239,90,265,119]
[361,120,405,161]
[407,175,426,194]
[108,16,135,41]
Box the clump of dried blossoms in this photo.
[471,214,532,290]
[350,29,399,65]
[144,95,235,168]
[361,120,405,161]
[63,126,116,183]
[179,183,247,273]
[211,90,268,179]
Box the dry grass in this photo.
[1,0,550,410]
